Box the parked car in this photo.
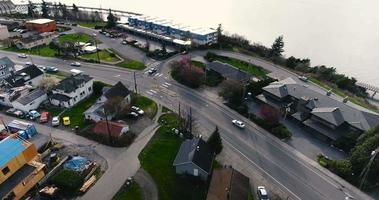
[121,40,128,45]
[18,53,27,58]
[40,112,49,123]
[71,62,81,67]
[25,62,33,66]
[37,65,46,71]
[257,186,269,200]
[52,116,60,126]
[126,112,139,119]
[6,108,24,118]
[28,110,41,120]
[46,66,59,73]
[131,106,144,115]
[232,119,245,129]
[147,67,157,75]
[63,117,70,126]
[298,76,308,82]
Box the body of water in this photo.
[19,0,379,86]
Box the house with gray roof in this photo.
[257,77,379,142]
[173,138,214,180]
[12,89,47,112]
[0,57,15,81]
[49,74,93,108]
[4,65,44,88]
[207,61,251,82]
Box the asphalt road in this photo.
[0,49,371,200]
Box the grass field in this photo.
[59,33,93,44]
[138,113,209,200]
[117,60,146,70]
[80,49,121,63]
[135,95,158,119]
[3,45,58,57]
[113,181,143,200]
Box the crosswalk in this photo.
[145,82,172,96]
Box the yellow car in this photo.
[63,117,71,126]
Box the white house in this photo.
[4,65,44,88]
[49,74,93,108]
[84,81,131,122]
[0,85,31,107]
[15,32,57,49]
[12,89,47,112]
[0,25,10,40]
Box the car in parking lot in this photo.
[46,66,59,73]
[126,112,139,119]
[52,116,60,126]
[37,65,46,71]
[257,186,269,200]
[6,108,24,118]
[232,119,245,129]
[27,110,41,120]
[25,62,33,66]
[131,106,144,115]
[39,112,49,123]
[63,116,71,126]
[71,62,81,67]
[18,53,27,58]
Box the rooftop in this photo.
[15,89,46,105]
[0,164,36,199]
[0,136,26,169]
[54,74,92,93]
[4,65,44,87]
[173,138,214,173]
[93,121,129,137]
[26,18,55,24]
[0,57,15,71]
[104,81,130,100]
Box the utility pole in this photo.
[359,147,379,190]
[133,72,138,94]
[93,33,100,62]
[104,109,113,145]
[189,107,192,135]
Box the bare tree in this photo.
[38,77,58,92]
[103,96,126,119]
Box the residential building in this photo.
[257,78,379,142]
[4,65,44,88]
[0,25,10,40]
[50,74,93,108]
[207,61,251,82]
[25,19,56,33]
[14,32,57,49]
[93,120,129,138]
[0,56,15,80]
[0,0,15,15]
[0,86,31,107]
[12,89,47,112]
[173,138,214,180]
[207,167,250,200]
[85,81,131,122]
[0,136,45,200]
[125,15,218,46]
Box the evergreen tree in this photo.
[72,3,79,20]
[106,9,117,28]
[27,1,36,18]
[270,35,284,57]
[41,0,49,18]
[207,126,223,154]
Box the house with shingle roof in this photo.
[257,77,379,142]
[173,138,214,180]
[4,65,44,88]
[0,57,15,81]
[12,89,47,112]
[49,74,93,108]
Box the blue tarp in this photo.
[0,137,25,168]
[63,156,90,172]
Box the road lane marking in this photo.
[150,90,157,94]
[146,91,153,95]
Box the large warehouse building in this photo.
[125,15,218,46]
[25,18,56,33]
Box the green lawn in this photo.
[79,22,107,28]
[113,181,143,200]
[191,60,206,69]
[138,113,208,200]
[80,49,121,63]
[3,45,58,57]
[135,95,158,119]
[309,77,379,113]
[214,56,267,77]
[59,33,93,44]
[117,60,146,70]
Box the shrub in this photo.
[51,170,84,195]
[271,125,292,139]
[332,132,360,153]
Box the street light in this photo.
[359,147,379,190]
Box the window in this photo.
[2,166,10,175]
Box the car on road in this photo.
[71,62,81,67]
[131,106,144,115]
[257,186,269,200]
[28,110,41,120]
[147,67,157,75]
[52,116,60,126]
[232,119,245,129]
[39,112,49,123]
[46,66,59,73]
[298,76,308,82]
[18,53,27,58]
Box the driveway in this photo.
[134,168,158,200]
